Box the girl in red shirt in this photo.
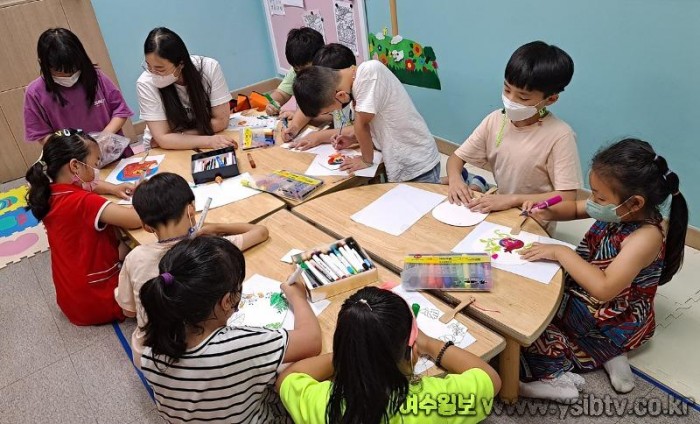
[26,129,142,325]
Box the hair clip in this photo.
[161,272,174,285]
[357,298,373,311]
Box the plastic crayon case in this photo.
[191,146,240,185]
[291,237,378,302]
[401,253,492,292]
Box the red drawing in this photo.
[122,161,157,179]
[328,153,345,165]
[499,237,525,253]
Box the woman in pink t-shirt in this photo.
[24,28,135,199]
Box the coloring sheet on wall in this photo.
[282,0,304,6]
[191,172,260,211]
[452,221,575,284]
[104,155,165,184]
[392,285,476,374]
[228,274,288,330]
[302,9,326,41]
[351,184,446,236]
[267,0,285,15]
[333,1,359,55]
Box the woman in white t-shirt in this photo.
[137,27,235,150]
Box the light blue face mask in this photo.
[585,197,633,223]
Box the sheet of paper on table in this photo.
[192,172,260,211]
[304,144,383,178]
[351,184,446,236]
[392,285,476,374]
[104,155,165,185]
[228,274,289,330]
[451,221,576,284]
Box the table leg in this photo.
[498,336,520,404]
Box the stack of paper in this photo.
[191,172,260,211]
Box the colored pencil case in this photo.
[291,237,378,303]
[191,146,240,185]
[401,253,493,291]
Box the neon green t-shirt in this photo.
[278,68,297,96]
[280,369,494,424]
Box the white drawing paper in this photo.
[431,201,488,227]
[228,274,288,330]
[304,144,383,178]
[392,285,476,374]
[104,154,165,185]
[333,1,359,55]
[351,184,446,236]
[301,9,326,41]
[452,221,576,284]
[192,172,260,211]
[228,112,278,130]
[267,0,285,15]
[282,0,304,7]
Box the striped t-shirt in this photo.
[141,326,290,423]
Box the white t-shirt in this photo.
[137,55,232,142]
[352,60,440,182]
[141,326,290,423]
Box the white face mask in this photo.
[151,72,178,89]
[502,93,544,122]
[53,71,81,88]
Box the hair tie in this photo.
[653,154,660,162]
[672,191,681,197]
[357,298,373,311]
[161,272,174,285]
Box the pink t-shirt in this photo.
[23,69,133,142]
[454,109,583,195]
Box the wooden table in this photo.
[222,115,371,207]
[100,148,286,245]
[292,183,565,402]
[244,209,505,364]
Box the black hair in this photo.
[144,27,214,135]
[37,28,99,108]
[505,41,574,97]
[132,172,194,228]
[591,138,688,285]
[25,130,96,221]
[285,27,324,68]
[312,43,356,69]
[327,287,414,424]
[140,236,246,365]
[293,66,339,117]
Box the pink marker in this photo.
[521,195,563,216]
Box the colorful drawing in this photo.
[479,229,531,260]
[452,221,539,266]
[228,274,289,330]
[116,161,157,182]
[369,30,441,90]
[327,152,345,165]
[0,185,49,270]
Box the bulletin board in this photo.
[262,0,370,74]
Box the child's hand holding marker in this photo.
[520,195,563,221]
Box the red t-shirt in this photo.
[43,184,125,325]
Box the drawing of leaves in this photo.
[265,322,283,330]
[270,292,289,313]
[420,308,440,320]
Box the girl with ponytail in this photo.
[276,286,501,423]
[519,138,689,402]
[139,235,321,423]
[25,129,141,325]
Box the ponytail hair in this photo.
[591,138,689,284]
[139,235,246,365]
[143,27,214,135]
[25,129,94,220]
[327,287,414,424]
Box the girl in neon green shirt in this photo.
[276,286,501,423]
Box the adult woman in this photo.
[137,27,235,150]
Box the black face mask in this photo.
[336,91,354,109]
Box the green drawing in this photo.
[368,32,441,90]
[270,292,289,313]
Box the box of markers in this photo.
[291,237,378,302]
[401,253,493,292]
[191,146,240,185]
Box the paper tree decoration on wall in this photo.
[369,30,441,90]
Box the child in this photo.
[277,286,501,423]
[289,43,357,152]
[115,172,269,367]
[25,129,141,326]
[137,27,235,150]
[140,236,321,423]
[519,139,688,402]
[24,28,134,200]
[446,41,581,214]
[293,61,441,182]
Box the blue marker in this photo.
[215,156,225,168]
